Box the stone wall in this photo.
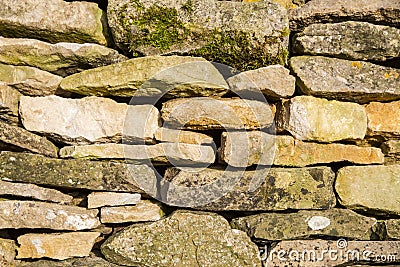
[0,0,399,266]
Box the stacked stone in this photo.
[0,0,399,266]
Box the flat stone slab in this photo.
[101,210,261,266]
[163,167,336,210]
[0,0,108,45]
[289,56,400,103]
[0,200,100,230]
[162,97,274,130]
[231,209,380,241]
[293,21,400,61]
[336,165,400,215]
[155,128,213,145]
[19,95,160,145]
[17,232,99,260]
[16,253,121,267]
[0,151,153,194]
[0,85,20,125]
[0,37,127,77]
[87,192,141,208]
[366,101,400,137]
[276,96,367,142]
[100,200,165,224]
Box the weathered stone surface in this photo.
[293,22,400,61]
[231,209,380,241]
[382,140,400,161]
[60,56,229,98]
[289,56,400,103]
[100,200,165,224]
[60,143,215,166]
[266,240,400,266]
[19,96,160,145]
[0,85,20,125]
[162,97,274,130]
[17,232,99,260]
[16,253,121,267]
[0,152,153,193]
[0,37,127,77]
[0,200,100,230]
[227,65,295,99]
[336,165,400,215]
[0,64,63,96]
[87,192,141,209]
[386,220,400,240]
[108,0,289,71]
[163,167,336,210]
[0,180,72,204]
[0,238,16,267]
[366,101,400,137]
[155,128,213,145]
[276,96,367,142]
[101,210,261,266]
[220,132,384,167]
[289,0,400,31]
[0,0,108,45]
[0,121,58,157]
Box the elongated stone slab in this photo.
[87,192,141,208]
[293,22,400,61]
[276,96,367,142]
[0,85,20,125]
[220,132,384,167]
[0,201,100,230]
[19,95,160,145]
[0,152,153,193]
[163,167,336,210]
[231,209,380,241]
[0,180,72,204]
[17,232,99,260]
[366,101,400,137]
[162,97,274,130]
[101,210,261,266]
[289,0,400,31]
[100,200,165,224]
[336,165,400,215]
[0,0,108,45]
[60,56,228,98]
[289,56,400,103]
[155,128,213,145]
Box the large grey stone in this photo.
[293,22,400,61]
[19,95,160,145]
[289,0,400,31]
[289,56,400,103]
[0,37,127,77]
[0,85,21,125]
[366,101,400,137]
[108,0,289,71]
[101,210,261,266]
[0,0,108,45]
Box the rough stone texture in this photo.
[220,132,384,167]
[336,165,400,215]
[162,97,274,130]
[60,56,229,98]
[101,210,261,266]
[0,0,108,45]
[0,152,153,194]
[366,101,400,137]
[0,63,63,96]
[382,140,400,160]
[0,180,72,204]
[0,201,100,230]
[293,21,400,61]
[0,85,21,125]
[17,232,99,260]
[289,0,400,31]
[87,192,141,208]
[289,56,400,103]
[163,167,336,210]
[276,96,367,142]
[0,37,127,77]
[0,121,58,157]
[231,209,380,241]
[19,96,160,145]
[60,143,215,166]
[100,200,165,224]
[227,65,295,99]
[155,128,213,145]
[16,253,121,267]
[386,220,400,240]
[266,240,400,266]
[0,238,16,267]
[108,0,289,71]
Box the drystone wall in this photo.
[0,0,399,266]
